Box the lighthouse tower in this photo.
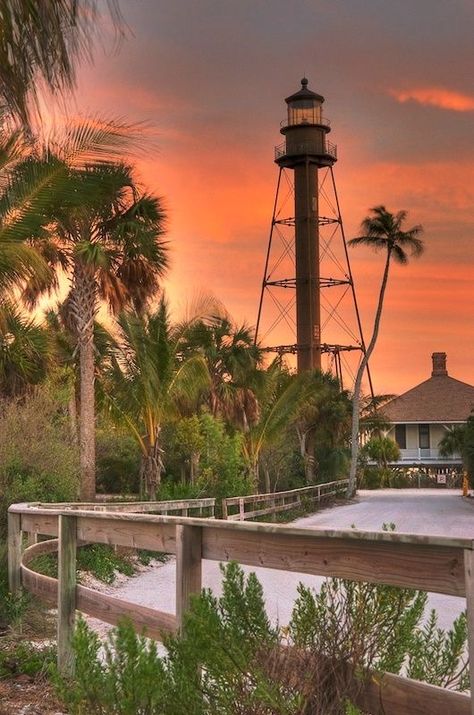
[256,79,369,387]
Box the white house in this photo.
[382,353,474,471]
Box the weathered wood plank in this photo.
[7,512,22,596]
[76,586,177,640]
[35,498,215,513]
[176,524,202,630]
[75,515,177,553]
[21,564,57,604]
[224,480,348,506]
[464,548,474,715]
[20,513,59,538]
[202,527,466,596]
[356,670,471,715]
[57,515,77,676]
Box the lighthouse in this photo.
[256,79,369,388]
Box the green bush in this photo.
[31,544,137,585]
[55,563,469,714]
[0,377,79,536]
[0,639,56,678]
[359,466,382,489]
[96,423,141,495]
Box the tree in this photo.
[0,0,123,127]
[439,417,474,487]
[102,301,209,499]
[0,301,50,397]
[294,370,352,483]
[183,313,263,430]
[347,206,424,497]
[15,157,168,500]
[241,361,303,490]
[362,436,400,470]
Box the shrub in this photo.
[0,376,79,536]
[54,563,469,714]
[96,423,141,495]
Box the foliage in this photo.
[96,422,141,494]
[202,422,248,498]
[0,374,79,536]
[182,311,263,428]
[294,370,352,484]
[54,617,168,714]
[0,301,51,397]
[102,300,209,498]
[439,414,474,487]
[0,638,56,679]
[31,544,136,585]
[55,563,468,714]
[407,609,470,689]
[0,0,123,126]
[361,436,400,469]
[77,545,135,584]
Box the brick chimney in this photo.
[432,352,448,377]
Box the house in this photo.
[382,352,474,472]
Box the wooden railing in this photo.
[8,501,474,715]
[222,479,348,521]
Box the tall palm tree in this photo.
[346,206,424,497]
[102,300,209,498]
[12,157,168,500]
[0,0,123,127]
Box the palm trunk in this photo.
[70,262,98,502]
[347,250,392,498]
[190,452,200,484]
[140,427,164,500]
[79,335,95,501]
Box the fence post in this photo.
[221,499,228,520]
[176,524,202,631]
[464,548,474,715]
[239,498,245,521]
[57,514,77,676]
[8,512,22,597]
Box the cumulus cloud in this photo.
[390,87,474,112]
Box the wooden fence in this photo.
[222,479,348,520]
[8,500,474,715]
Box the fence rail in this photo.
[222,480,348,521]
[7,501,474,715]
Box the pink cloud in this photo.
[390,87,474,112]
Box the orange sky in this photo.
[56,0,474,395]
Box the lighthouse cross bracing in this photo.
[255,78,371,390]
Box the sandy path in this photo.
[91,489,474,636]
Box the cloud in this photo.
[390,87,474,112]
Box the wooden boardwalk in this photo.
[8,496,474,715]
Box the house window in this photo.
[419,424,430,449]
[395,424,406,449]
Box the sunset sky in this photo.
[67,0,474,395]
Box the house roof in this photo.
[383,353,474,423]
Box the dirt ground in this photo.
[0,676,66,715]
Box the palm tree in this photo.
[0,301,50,397]
[13,157,168,500]
[183,313,263,431]
[439,419,474,487]
[294,370,352,483]
[346,206,424,497]
[0,0,123,127]
[102,301,209,499]
[241,362,304,490]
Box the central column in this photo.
[294,161,320,371]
